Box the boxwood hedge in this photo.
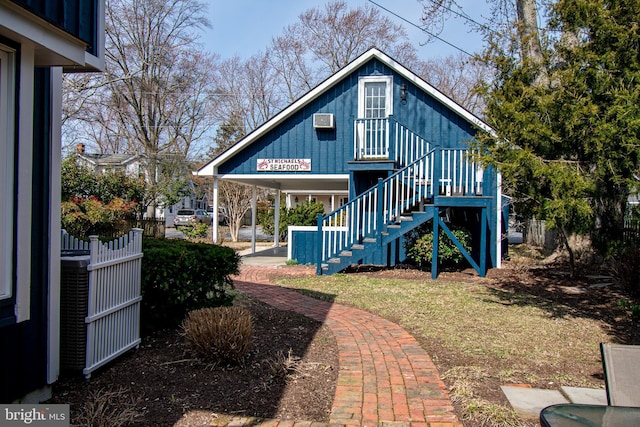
[141,238,240,332]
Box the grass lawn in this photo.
[270,257,631,426]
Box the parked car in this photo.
[207,206,228,225]
[174,209,212,227]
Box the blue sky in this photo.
[202,0,492,61]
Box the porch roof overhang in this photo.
[216,174,349,192]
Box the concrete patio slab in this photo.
[560,386,607,405]
[501,386,568,419]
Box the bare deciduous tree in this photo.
[104,0,215,158]
[419,0,547,66]
[63,0,218,216]
[213,53,282,131]
[266,0,419,105]
[218,182,253,242]
[269,29,316,103]
[296,0,418,73]
[416,54,491,117]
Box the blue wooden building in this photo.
[197,48,506,277]
[0,0,104,402]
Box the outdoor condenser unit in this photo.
[313,113,334,129]
[60,253,90,371]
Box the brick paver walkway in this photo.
[229,265,462,427]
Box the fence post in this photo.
[132,228,143,253]
[88,235,99,264]
[85,235,100,373]
[431,207,440,280]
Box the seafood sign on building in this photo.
[257,159,312,172]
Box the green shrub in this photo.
[259,201,324,241]
[182,306,253,364]
[609,246,640,297]
[406,222,472,270]
[141,238,240,332]
[61,196,137,239]
[179,222,209,239]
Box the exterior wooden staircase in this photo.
[316,118,491,277]
[320,208,435,275]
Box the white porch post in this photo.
[251,185,257,254]
[212,176,219,244]
[274,189,281,247]
[49,67,62,385]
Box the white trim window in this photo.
[0,45,15,301]
[357,76,393,119]
[356,76,393,159]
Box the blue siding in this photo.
[10,0,98,55]
[219,59,478,176]
[0,69,51,402]
[290,230,318,265]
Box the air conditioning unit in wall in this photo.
[313,113,334,129]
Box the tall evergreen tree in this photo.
[477,0,640,273]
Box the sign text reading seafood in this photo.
[257,158,311,172]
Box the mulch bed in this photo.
[49,257,639,427]
[48,297,338,426]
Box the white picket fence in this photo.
[61,229,143,379]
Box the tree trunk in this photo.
[592,182,629,255]
[559,227,576,278]
[516,0,548,87]
[230,219,241,242]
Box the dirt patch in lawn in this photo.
[48,296,337,426]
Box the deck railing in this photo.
[355,117,432,166]
[393,120,432,167]
[354,117,483,196]
[354,118,389,159]
[440,148,484,196]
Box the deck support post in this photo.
[316,214,323,275]
[480,206,487,277]
[431,205,439,280]
[376,178,384,241]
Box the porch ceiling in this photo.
[218,174,348,192]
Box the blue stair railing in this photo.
[317,150,437,274]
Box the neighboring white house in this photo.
[74,145,205,226]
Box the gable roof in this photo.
[196,47,492,176]
[77,153,140,166]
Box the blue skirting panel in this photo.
[289,227,408,267]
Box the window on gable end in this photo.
[357,76,393,119]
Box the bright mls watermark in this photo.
[1,405,69,426]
